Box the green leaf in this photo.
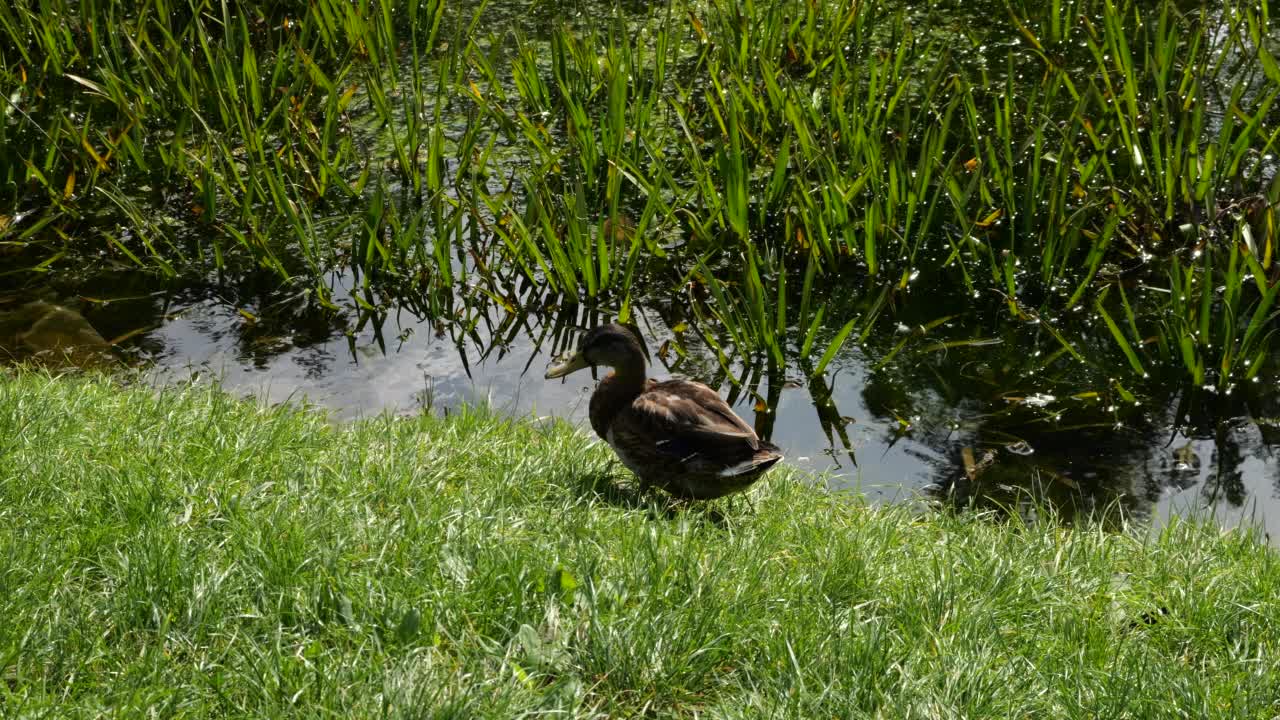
[1260,44,1280,84]
[1096,296,1146,376]
[812,316,858,378]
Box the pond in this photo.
[2,0,1279,543]
[6,261,1279,544]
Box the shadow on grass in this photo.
[568,463,745,527]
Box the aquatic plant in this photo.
[2,0,1278,424]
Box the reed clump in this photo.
[2,0,1278,402]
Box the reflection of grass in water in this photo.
[2,1,1280,426]
[3,371,1279,716]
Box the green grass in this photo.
[2,370,1278,718]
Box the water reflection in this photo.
[3,263,1277,544]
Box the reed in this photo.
[2,0,1278,410]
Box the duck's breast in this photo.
[605,425,653,479]
[588,374,651,440]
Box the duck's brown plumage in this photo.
[549,324,783,500]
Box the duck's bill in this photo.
[545,351,589,379]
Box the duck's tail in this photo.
[717,440,784,478]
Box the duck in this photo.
[545,323,784,499]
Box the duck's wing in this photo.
[609,379,779,476]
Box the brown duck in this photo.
[545,324,784,499]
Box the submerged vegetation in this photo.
[2,371,1278,716]
[2,0,1280,508]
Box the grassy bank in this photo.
[0,372,1277,717]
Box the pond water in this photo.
[4,266,1278,545]
[3,0,1279,544]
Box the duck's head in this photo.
[545,323,647,379]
